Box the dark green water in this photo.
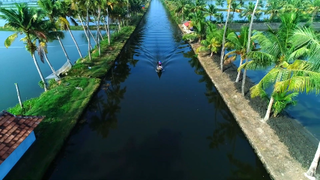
[45,1,271,179]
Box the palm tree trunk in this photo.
[88,28,97,44]
[235,56,243,82]
[43,48,59,80]
[87,9,92,61]
[106,9,111,45]
[102,16,108,33]
[242,0,259,95]
[210,51,213,57]
[57,36,72,66]
[79,15,92,50]
[263,96,274,121]
[99,31,104,40]
[67,26,83,58]
[220,1,232,72]
[97,6,101,56]
[32,53,47,91]
[118,19,121,32]
[305,142,320,180]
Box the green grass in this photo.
[67,26,136,78]
[5,77,101,180]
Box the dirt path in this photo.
[179,25,309,180]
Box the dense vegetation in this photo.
[0,0,148,179]
[163,0,320,179]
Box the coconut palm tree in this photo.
[189,10,206,42]
[215,0,224,8]
[241,0,260,95]
[70,0,93,61]
[264,0,284,21]
[240,13,320,120]
[205,4,217,22]
[56,0,83,59]
[220,0,232,72]
[38,0,72,66]
[239,1,262,22]
[173,0,191,22]
[196,22,225,57]
[36,25,65,81]
[305,0,320,23]
[224,26,253,82]
[0,3,50,91]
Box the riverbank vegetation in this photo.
[163,0,320,179]
[0,0,149,179]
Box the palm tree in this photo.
[173,0,190,22]
[56,0,83,59]
[215,0,224,8]
[36,26,65,81]
[189,10,206,42]
[241,0,260,95]
[220,0,232,72]
[264,0,283,21]
[205,4,217,22]
[0,3,50,91]
[196,23,224,57]
[224,26,253,82]
[305,0,320,23]
[38,0,73,66]
[239,12,298,120]
[70,0,93,60]
[239,2,262,22]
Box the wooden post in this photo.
[15,83,23,108]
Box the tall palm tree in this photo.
[224,26,253,82]
[38,0,73,66]
[37,25,65,81]
[205,4,217,21]
[0,3,50,91]
[265,0,283,21]
[56,0,83,59]
[241,0,260,95]
[240,13,320,120]
[70,0,93,60]
[239,1,262,22]
[215,0,224,8]
[220,0,232,72]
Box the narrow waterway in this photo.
[45,1,270,179]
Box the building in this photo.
[0,111,44,180]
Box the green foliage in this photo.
[38,80,45,89]
[182,33,197,41]
[272,91,298,117]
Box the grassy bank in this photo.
[3,9,147,180]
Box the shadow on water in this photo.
[185,52,271,180]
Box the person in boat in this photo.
[157,61,163,71]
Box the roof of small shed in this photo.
[0,111,44,165]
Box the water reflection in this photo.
[185,50,270,180]
[102,129,183,179]
[87,38,138,138]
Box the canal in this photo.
[45,0,270,179]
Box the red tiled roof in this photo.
[0,111,44,165]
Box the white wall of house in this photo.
[0,131,36,180]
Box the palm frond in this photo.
[4,33,18,48]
